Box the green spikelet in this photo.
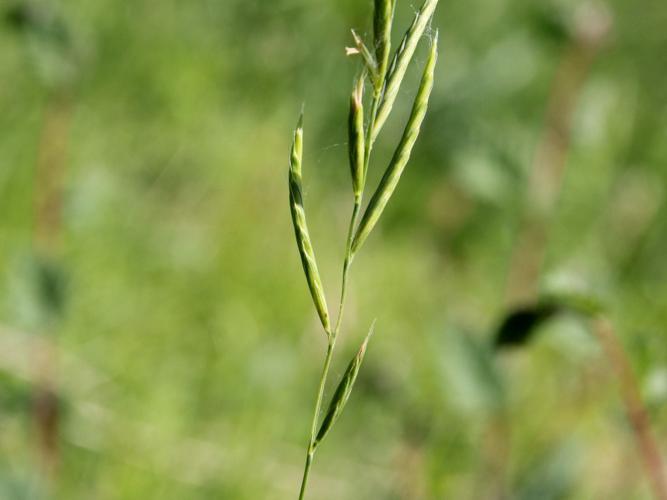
[351,29,377,79]
[372,0,439,142]
[348,77,366,201]
[352,32,438,255]
[314,322,375,448]
[288,114,331,334]
[373,0,394,93]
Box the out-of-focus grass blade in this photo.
[314,322,375,448]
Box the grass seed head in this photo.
[348,77,366,201]
[293,4,440,495]
[352,32,438,255]
[373,0,439,142]
[350,29,378,79]
[373,0,395,93]
[289,114,331,334]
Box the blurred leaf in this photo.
[0,374,31,413]
[543,290,605,317]
[4,4,30,29]
[4,2,70,47]
[39,263,63,313]
[645,367,667,410]
[494,303,561,349]
[494,291,605,349]
[33,257,67,325]
[439,326,506,414]
[7,254,68,331]
[4,1,79,88]
[526,4,570,46]
[0,472,33,500]
[514,441,581,500]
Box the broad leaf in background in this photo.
[4,1,79,88]
[494,291,605,349]
[494,303,561,349]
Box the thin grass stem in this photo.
[298,197,360,499]
[298,451,314,500]
[299,340,335,500]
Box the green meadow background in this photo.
[1,0,666,498]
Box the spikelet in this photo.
[350,29,377,78]
[373,0,395,93]
[348,77,365,201]
[372,0,439,142]
[314,322,375,448]
[289,114,331,334]
[352,32,438,255]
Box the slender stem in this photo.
[299,343,333,500]
[334,89,381,336]
[297,202,358,500]
[335,200,361,334]
[297,90,380,500]
[298,452,314,500]
[309,342,335,441]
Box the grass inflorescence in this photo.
[288,1,440,497]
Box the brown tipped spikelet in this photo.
[348,77,366,201]
[288,114,331,334]
[352,32,438,255]
[373,0,439,142]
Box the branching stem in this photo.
[297,90,381,499]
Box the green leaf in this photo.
[438,326,505,413]
[314,322,375,448]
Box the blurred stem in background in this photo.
[5,1,80,491]
[34,91,72,253]
[485,4,613,496]
[31,87,73,489]
[504,1,612,306]
[490,3,667,499]
[592,317,667,500]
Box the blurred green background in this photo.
[1,0,666,498]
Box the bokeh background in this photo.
[1,0,666,498]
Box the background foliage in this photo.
[1,0,666,498]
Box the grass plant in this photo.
[287,1,440,497]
